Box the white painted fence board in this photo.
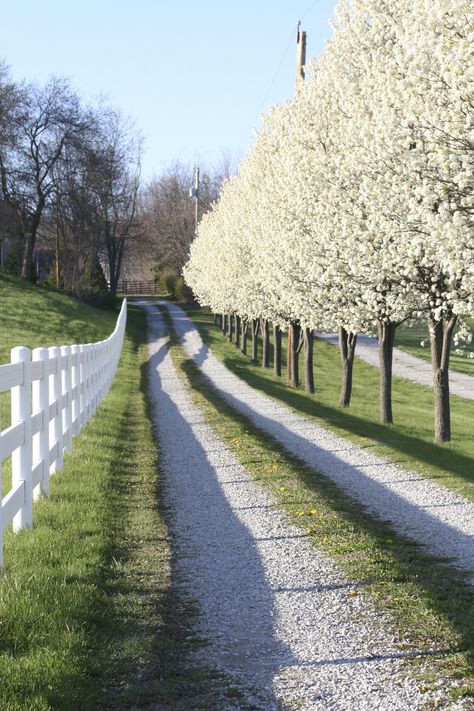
[0,422,25,460]
[30,361,44,381]
[0,299,127,565]
[49,400,58,421]
[32,462,43,488]
[0,362,23,393]
[31,411,43,437]
[1,483,25,532]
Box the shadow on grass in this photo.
[181,306,474,493]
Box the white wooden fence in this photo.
[0,299,127,566]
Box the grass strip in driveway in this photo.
[161,304,474,706]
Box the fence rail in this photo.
[0,299,127,566]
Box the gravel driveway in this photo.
[143,302,436,710]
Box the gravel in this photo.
[165,302,474,580]
[142,302,448,710]
[317,332,474,400]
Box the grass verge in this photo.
[161,303,474,705]
[179,304,474,502]
[0,304,169,710]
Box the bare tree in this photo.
[139,156,235,276]
[0,75,92,281]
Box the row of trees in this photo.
[0,62,141,297]
[184,0,474,443]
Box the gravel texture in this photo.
[142,302,436,710]
[317,332,474,400]
[164,302,474,581]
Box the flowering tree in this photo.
[185,0,474,441]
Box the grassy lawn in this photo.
[179,305,474,502]
[162,304,474,704]
[0,274,118,360]
[394,318,474,377]
[0,283,276,710]
[0,303,172,710]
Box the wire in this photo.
[253,27,296,123]
[242,1,321,152]
[300,0,320,21]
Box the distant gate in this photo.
[117,280,158,294]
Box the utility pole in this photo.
[287,23,307,383]
[296,22,307,90]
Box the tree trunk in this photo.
[228,314,234,343]
[303,327,315,394]
[222,314,227,336]
[377,320,397,423]
[261,318,270,368]
[213,313,218,325]
[241,319,248,355]
[21,234,35,281]
[429,313,457,443]
[287,324,293,384]
[235,315,240,348]
[290,322,300,388]
[21,203,44,282]
[273,324,282,377]
[252,319,259,363]
[339,327,358,407]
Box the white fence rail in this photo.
[0,299,127,566]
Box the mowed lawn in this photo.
[181,305,474,501]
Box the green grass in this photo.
[180,305,474,502]
[0,274,118,361]
[395,319,474,377]
[0,274,118,437]
[161,304,474,704]
[0,304,171,709]
[0,285,277,710]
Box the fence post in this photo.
[61,346,72,453]
[0,417,3,566]
[49,346,63,473]
[71,345,80,436]
[32,348,50,500]
[78,344,85,431]
[11,346,33,531]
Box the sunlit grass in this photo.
[0,304,173,710]
[181,305,474,501]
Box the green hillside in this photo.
[0,274,117,362]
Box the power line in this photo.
[242,1,321,153]
[252,26,296,125]
[300,0,320,21]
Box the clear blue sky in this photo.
[2,0,337,180]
